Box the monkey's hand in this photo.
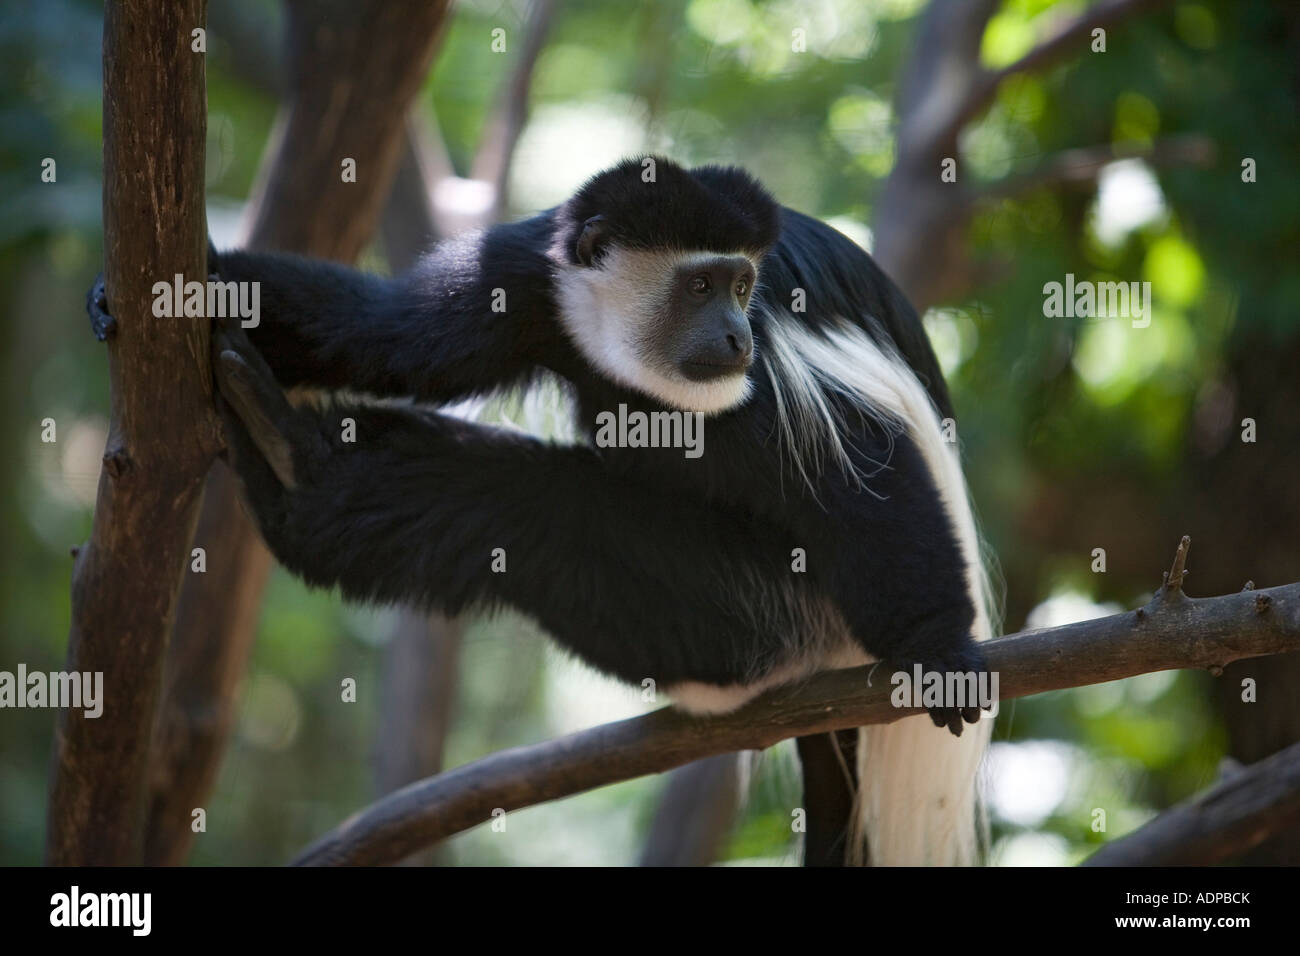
[909,641,991,738]
[87,273,114,341]
[88,238,221,342]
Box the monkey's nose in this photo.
[680,328,753,380]
[724,330,754,361]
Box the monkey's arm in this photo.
[89,221,562,402]
[816,442,988,735]
[219,218,561,402]
[212,328,797,691]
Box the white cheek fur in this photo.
[553,247,758,415]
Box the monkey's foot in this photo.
[212,323,312,491]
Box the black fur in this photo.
[206,157,984,718]
[168,157,994,868]
[552,156,782,264]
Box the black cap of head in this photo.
[554,156,782,266]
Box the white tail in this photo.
[851,708,992,865]
[844,327,996,866]
[763,315,997,866]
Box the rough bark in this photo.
[143,463,270,866]
[47,0,219,866]
[144,0,452,865]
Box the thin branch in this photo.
[875,0,1174,310]
[957,0,1173,142]
[47,0,219,866]
[993,0,1170,88]
[470,0,560,220]
[380,112,455,265]
[375,615,464,778]
[249,0,452,259]
[889,0,1000,166]
[979,134,1215,203]
[292,544,1300,866]
[1083,740,1300,866]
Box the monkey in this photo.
[88,156,997,865]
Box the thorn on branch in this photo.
[1163,535,1191,594]
[1243,580,1255,591]
[69,545,82,560]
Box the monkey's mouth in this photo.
[678,358,752,382]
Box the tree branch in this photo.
[380,112,454,267]
[292,542,1300,866]
[954,0,1173,145]
[978,134,1215,203]
[1083,740,1300,866]
[1164,533,1192,592]
[470,0,560,220]
[638,754,742,866]
[46,0,219,866]
[994,0,1169,87]
[874,0,1174,311]
[249,0,452,259]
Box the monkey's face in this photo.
[656,255,756,381]
[554,217,759,414]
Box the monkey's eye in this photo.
[688,275,712,295]
[735,279,749,298]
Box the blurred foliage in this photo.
[1,0,1296,865]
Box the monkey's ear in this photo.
[576,215,609,267]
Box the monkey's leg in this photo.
[212,330,803,691]
[796,730,860,866]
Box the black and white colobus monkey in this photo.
[94,156,996,865]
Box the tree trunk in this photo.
[47,0,218,866]
[144,0,452,865]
